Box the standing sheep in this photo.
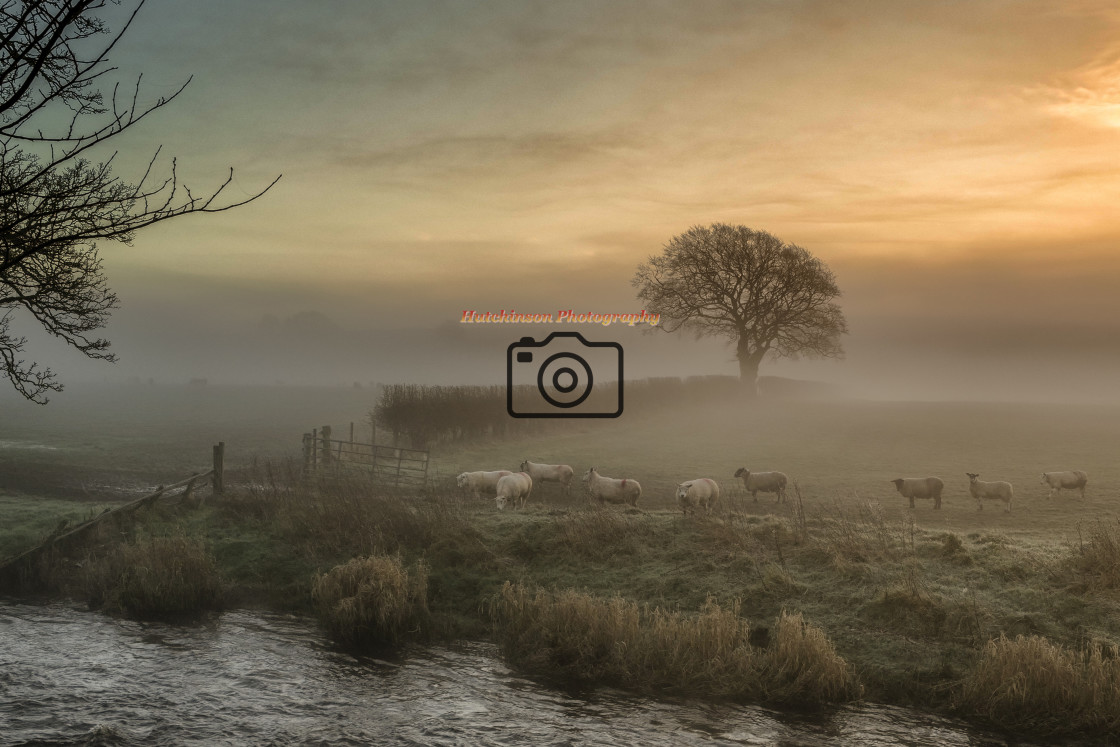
[677,478,719,516]
[733,468,787,504]
[519,460,575,497]
[456,470,512,500]
[495,472,533,511]
[966,473,1013,512]
[1041,471,1087,499]
[582,467,641,507]
[890,477,944,509]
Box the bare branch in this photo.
[0,0,278,402]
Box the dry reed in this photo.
[491,582,860,705]
[958,633,1120,734]
[82,536,222,618]
[1069,520,1120,590]
[312,554,430,647]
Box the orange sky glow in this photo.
[19,0,1120,400]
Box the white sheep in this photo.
[495,472,533,511]
[1041,470,1088,499]
[519,460,575,496]
[582,467,641,507]
[456,470,512,499]
[966,472,1013,512]
[677,478,719,516]
[890,477,944,509]
[733,468,788,503]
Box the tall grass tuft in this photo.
[491,582,860,705]
[312,554,430,647]
[276,474,473,560]
[958,633,1120,735]
[1068,520,1120,590]
[553,509,647,559]
[812,499,913,569]
[82,536,223,619]
[763,610,860,704]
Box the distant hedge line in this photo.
[373,375,743,449]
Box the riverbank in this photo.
[6,474,1120,742]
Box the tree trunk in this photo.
[736,343,763,399]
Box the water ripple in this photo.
[0,602,1035,746]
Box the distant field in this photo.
[0,383,376,498]
[3,384,1119,545]
[438,398,1120,543]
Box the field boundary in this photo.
[0,442,226,589]
[302,425,429,488]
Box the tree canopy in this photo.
[633,223,847,394]
[0,0,278,403]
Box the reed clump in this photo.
[312,554,430,647]
[958,633,1120,735]
[762,610,861,704]
[82,536,223,619]
[491,582,860,705]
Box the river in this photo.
[0,603,1037,746]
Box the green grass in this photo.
[0,494,116,558]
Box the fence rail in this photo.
[302,425,429,487]
[0,442,226,590]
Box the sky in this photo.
[14,0,1120,401]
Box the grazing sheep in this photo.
[733,468,788,503]
[456,470,512,499]
[966,473,1013,512]
[677,478,719,516]
[582,467,641,507]
[519,460,575,496]
[1041,470,1088,499]
[495,472,533,511]
[890,477,944,509]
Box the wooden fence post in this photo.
[212,441,225,495]
[311,428,318,472]
[302,432,312,477]
[321,425,332,465]
[182,475,197,508]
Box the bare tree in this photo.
[633,223,847,396]
[0,0,279,403]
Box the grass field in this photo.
[437,396,1120,539]
[5,386,1120,738]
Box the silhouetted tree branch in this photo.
[633,223,847,396]
[0,0,280,403]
